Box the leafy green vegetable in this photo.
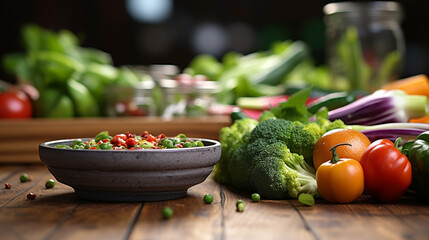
[184,40,311,105]
[270,87,313,122]
[2,24,152,118]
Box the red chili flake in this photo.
[176,144,183,148]
[102,139,110,143]
[89,146,97,150]
[27,192,36,200]
[4,182,11,189]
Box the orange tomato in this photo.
[316,143,364,203]
[313,129,371,170]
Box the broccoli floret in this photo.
[258,110,276,122]
[227,143,253,191]
[249,142,318,199]
[316,117,346,133]
[213,118,258,184]
[247,118,324,163]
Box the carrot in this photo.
[382,74,429,98]
[410,114,429,123]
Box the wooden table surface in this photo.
[1,164,429,240]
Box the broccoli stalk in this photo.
[250,142,318,199]
[283,152,318,198]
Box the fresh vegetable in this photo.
[410,114,429,124]
[0,82,33,118]
[185,40,311,104]
[251,193,261,202]
[382,74,429,98]
[334,26,401,92]
[327,90,429,125]
[247,118,326,164]
[307,91,357,114]
[213,88,345,199]
[162,207,173,219]
[335,27,371,91]
[313,129,371,170]
[316,143,364,203]
[203,194,214,204]
[20,174,30,183]
[272,87,429,143]
[403,131,429,202]
[212,118,258,186]
[230,110,250,122]
[236,200,245,212]
[56,131,204,150]
[45,179,56,189]
[360,138,412,202]
[249,142,318,199]
[2,24,151,117]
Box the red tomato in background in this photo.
[0,89,33,118]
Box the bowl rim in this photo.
[39,137,221,152]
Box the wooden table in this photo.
[1,164,429,240]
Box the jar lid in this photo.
[159,79,219,94]
[324,1,401,14]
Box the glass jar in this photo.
[159,79,219,119]
[105,80,156,117]
[323,1,405,92]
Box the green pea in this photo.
[176,133,187,142]
[251,193,261,202]
[45,179,56,189]
[237,202,245,212]
[203,194,214,204]
[20,173,30,183]
[162,206,173,219]
[99,142,113,150]
[236,199,244,207]
[183,142,192,148]
[196,140,204,147]
[162,139,174,148]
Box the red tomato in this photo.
[125,138,138,149]
[360,139,412,202]
[0,90,33,118]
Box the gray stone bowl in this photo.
[39,138,221,202]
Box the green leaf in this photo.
[271,86,312,122]
[298,193,315,206]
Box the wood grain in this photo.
[0,165,428,240]
[0,116,231,163]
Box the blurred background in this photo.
[0,0,428,82]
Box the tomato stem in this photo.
[394,137,402,149]
[329,143,352,164]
